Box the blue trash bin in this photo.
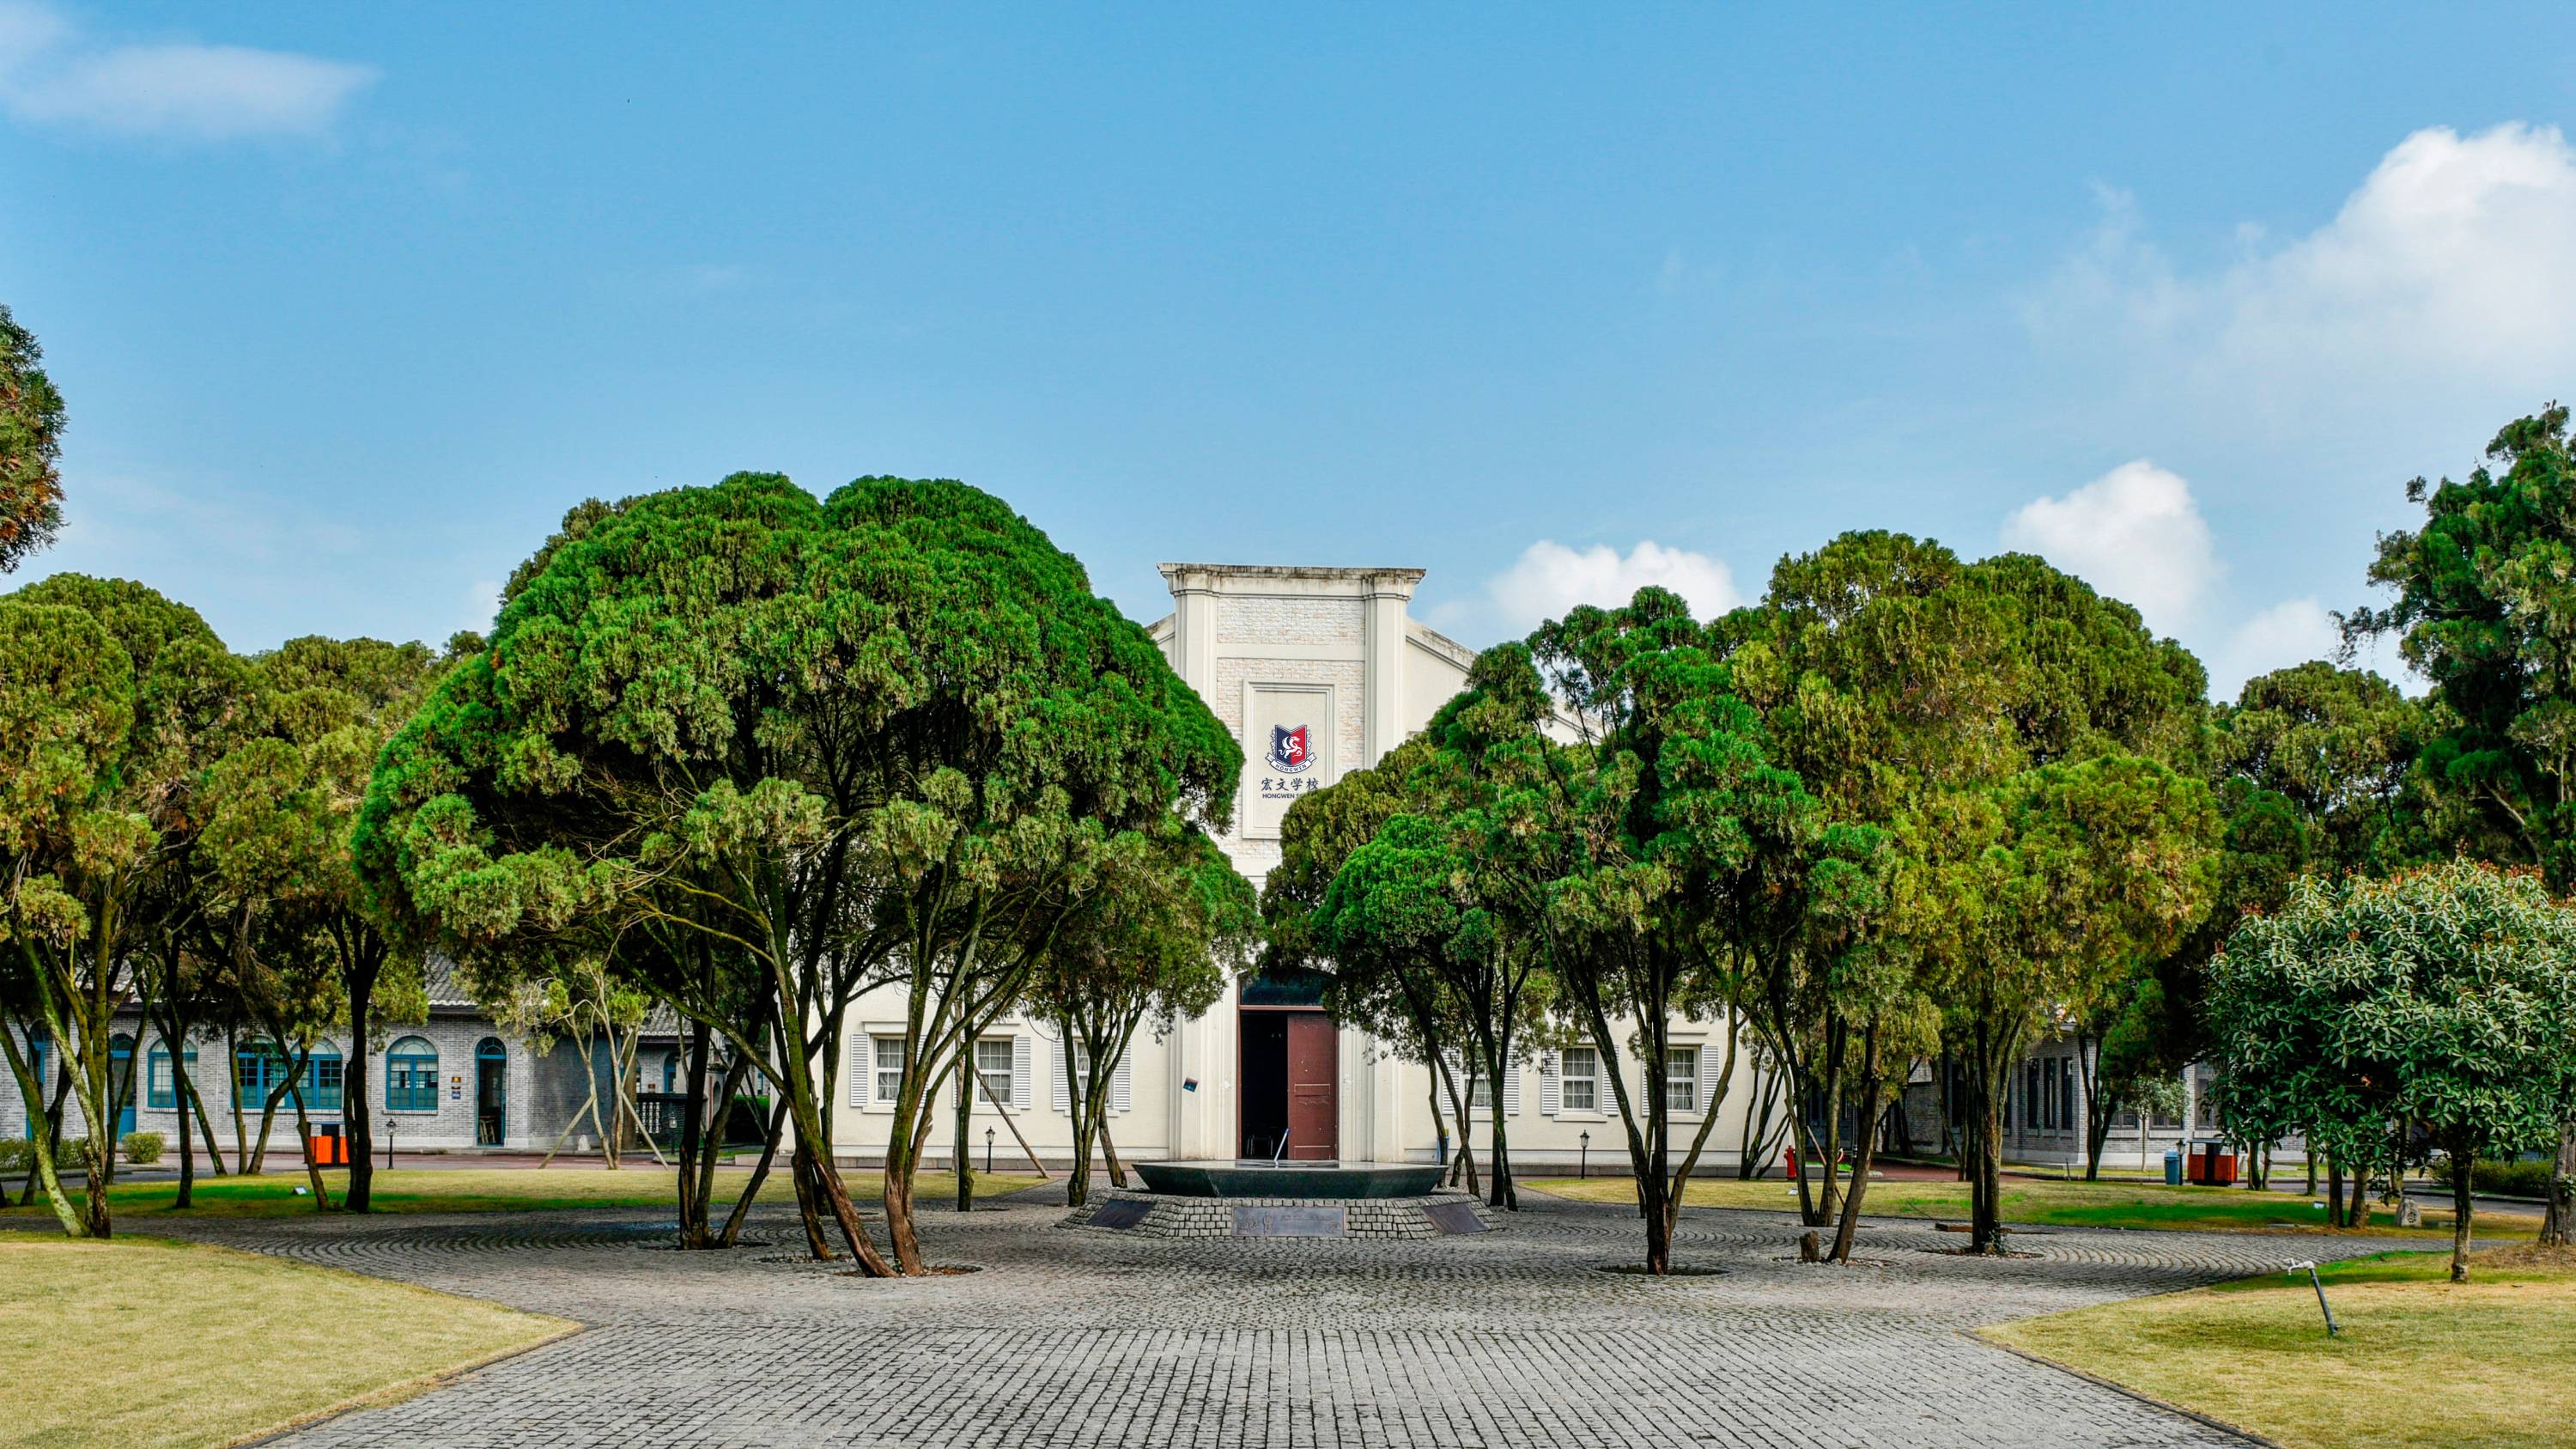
[2164,1148,2184,1186]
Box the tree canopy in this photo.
[0,304,65,574]
[355,472,1240,1273]
[2208,860,2576,1279]
[0,575,251,1235]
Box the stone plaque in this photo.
[1233,1205,1346,1238]
[1425,1200,1487,1235]
[1090,1198,1153,1231]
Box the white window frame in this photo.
[971,1038,1015,1105]
[1664,1045,1700,1115]
[872,1036,907,1107]
[1558,1045,1600,1114]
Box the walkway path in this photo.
[165,1186,2399,1447]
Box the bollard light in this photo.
[1580,1129,1590,1180]
[985,1126,995,1176]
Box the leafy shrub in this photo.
[2427,1154,2561,1198]
[120,1131,164,1165]
[2475,1157,2558,1197]
[0,1138,29,1173]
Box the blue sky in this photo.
[7,3,2575,695]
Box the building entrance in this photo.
[1239,1008,1336,1160]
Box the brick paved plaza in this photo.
[149,1184,2410,1448]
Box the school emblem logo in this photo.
[1267,723,1314,774]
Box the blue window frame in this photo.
[146,1043,198,1111]
[386,1037,439,1112]
[304,1047,345,1112]
[236,1041,289,1101]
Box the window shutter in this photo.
[1049,1038,1070,1113]
[1699,1045,1724,1115]
[1012,1033,1033,1112]
[1539,1050,1560,1116]
[848,1032,867,1109]
[1501,1060,1520,1117]
[1111,1050,1132,1113]
[1642,1062,1656,1116]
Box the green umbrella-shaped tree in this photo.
[356,473,1236,1274]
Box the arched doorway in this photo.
[474,1038,507,1147]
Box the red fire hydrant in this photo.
[1783,1145,1799,1180]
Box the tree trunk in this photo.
[1826,1029,1883,1263]
[249,1076,289,1177]
[952,1067,975,1214]
[283,1082,334,1212]
[23,1068,70,1208]
[2077,1039,2113,1183]
[163,1023,197,1209]
[2448,1145,2476,1282]
[785,1075,893,1275]
[881,1163,920,1269]
[1061,1026,1094,1209]
[1099,1114,1127,1189]
[174,1067,196,1209]
[789,1146,834,1259]
[676,1020,712,1247]
[227,1029,251,1178]
[718,1094,790,1248]
[2540,1120,2575,1249]
[0,1031,82,1236]
[186,1068,228,1178]
[1812,1015,1846,1226]
[1966,1032,2008,1254]
[2325,1152,2345,1231]
[343,962,378,1212]
[1480,1038,1516,1211]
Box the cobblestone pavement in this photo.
[166,1185,2409,1448]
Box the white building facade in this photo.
[829,562,1773,1173]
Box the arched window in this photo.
[304,1044,345,1112]
[146,1040,198,1111]
[386,1036,439,1112]
[235,1039,289,1101]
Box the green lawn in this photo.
[1984,1246,2576,1448]
[1528,1173,2541,1239]
[0,1229,571,1449]
[2,1166,1044,1220]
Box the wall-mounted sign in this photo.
[1242,683,1337,838]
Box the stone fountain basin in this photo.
[1130,1160,1447,1199]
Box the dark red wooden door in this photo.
[1284,1012,1338,1160]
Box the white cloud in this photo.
[1998,460,2216,635]
[2026,123,2576,417]
[2205,596,2342,702]
[1450,539,1741,640]
[0,2,374,141]
[1999,466,2371,700]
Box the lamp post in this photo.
[1579,1129,1590,1180]
[985,1127,995,1177]
[383,1117,396,1172]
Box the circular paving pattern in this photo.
[154,1185,2413,1447]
